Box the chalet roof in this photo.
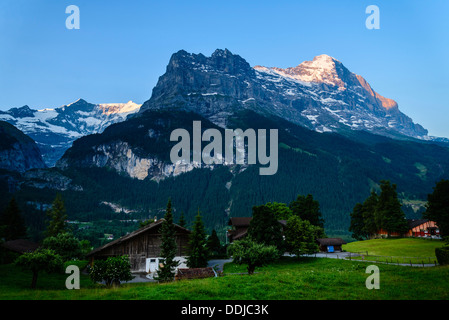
[228,217,252,227]
[86,219,190,257]
[407,219,431,229]
[228,217,288,241]
[316,238,346,246]
[230,228,249,241]
[228,217,288,228]
[1,239,40,253]
[278,220,288,227]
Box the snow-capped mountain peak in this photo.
[0,100,141,166]
[65,98,85,107]
[266,54,346,88]
[140,49,430,140]
[98,101,141,115]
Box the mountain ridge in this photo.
[0,121,46,173]
[140,49,431,141]
[0,99,141,166]
[6,48,449,238]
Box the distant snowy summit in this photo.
[141,49,436,142]
[254,53,427,138]
[0,99,141,166]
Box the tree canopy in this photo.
[289,194,325,229]
[349,180,408,239]
[14,248,63,289]
[227,238,278,275]
[248,204,284,250]
[186,212,209,268]
[0,198,27,241]
[424,179,449,241]
[284,215,319,256]
[376,180,408,236]
[45,194,68,238]
[207,229,222,256]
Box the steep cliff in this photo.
[0,121,46,173]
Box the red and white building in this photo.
[377,219,440,238]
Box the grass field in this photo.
[343,238,445,257]
[342,238,446,264]
[1,256,448,300]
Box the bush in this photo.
[89,255,133,287]
[435,246,449,265]
[227,238,279,275]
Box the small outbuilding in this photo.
[317,238,346,252]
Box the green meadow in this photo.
[342,238,445,264]
[1,256,448,300]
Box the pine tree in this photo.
[155,198,179,282]
[289,194,325,228]
[0,198,27,241]
[362,191,379,237]
[376,180,408,236]
[207,229,222,256]
[424,179,449,241]
[45,194,68,238]
[178,211,187,228]
[186,211,209,268]
[349,203,367,241]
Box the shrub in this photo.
[89,255,133,287]
[227,238,279,275]
[435,246,449,265]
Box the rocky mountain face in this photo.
[56,111,217,181]
[0,99,141,166]
[58,49,445,183]
[0,121,46,173]
[140,49,428,140]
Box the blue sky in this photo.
[1,0,448,137]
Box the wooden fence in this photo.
[345,251,438,266]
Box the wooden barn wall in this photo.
[96,230,191,258]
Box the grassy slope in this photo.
[342,238,445,258]
[1,257,448,300]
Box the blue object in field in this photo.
[327,246,334,253]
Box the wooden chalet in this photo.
[86,219,191,273]
[377,219,440,238]
[227,217,252,242]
